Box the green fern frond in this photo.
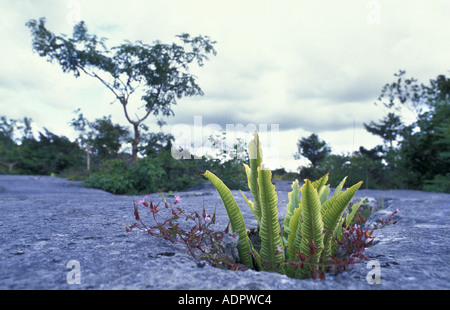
[203,170,254,269]
[312,173,329,191]
[240,189,254,214]
[320,181,363,263]
[297,179,324,277]
[283,179,300,245]
[344,197,367,230]
[203,131,365,280]
[257,167,285,271]
[286,205,302,277]
[333,176,348,197]
[246,132,263,224]
[318,184,330,205]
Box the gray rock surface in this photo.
[0,175,449,290]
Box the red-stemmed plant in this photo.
[126,195,247,271]
[126,195,399,279]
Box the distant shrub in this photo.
[271,168,300,181]
[423,174,450,193]
[83,159,135,194]
[208,158,247,191]
[131,156,166,194]
[81,148,250,195]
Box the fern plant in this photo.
[203,131,366,279]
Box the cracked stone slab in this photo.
[0,174,449,289]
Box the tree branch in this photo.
[77,65,123,101]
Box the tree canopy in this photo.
[26,17,216,160]
[294,133,331,169]
[70,109,130,170]
[364,70,450,190]
[292,71,450,193]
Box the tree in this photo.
[17,129,84,175]
[138,130,174,156]
[70,109,130,170]
[364,112,404,148]
[294,133,331,169]
[70,109,94,170]
[27,18,216,161]
[376,70,432,118]
[400,97,450,188]
[367,70,450,191]
[90,117,130,159]
[0,116,33,172]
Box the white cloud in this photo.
[0,0,448,171]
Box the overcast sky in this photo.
[1,0,449,171]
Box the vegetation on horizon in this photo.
[294,71,450,193]
[1,70,449,194]
[1,16,448,194]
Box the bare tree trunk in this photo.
[119,95,155,162]
[86,150,90,171]
[132,123,140,162]
[0,161,15,172]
